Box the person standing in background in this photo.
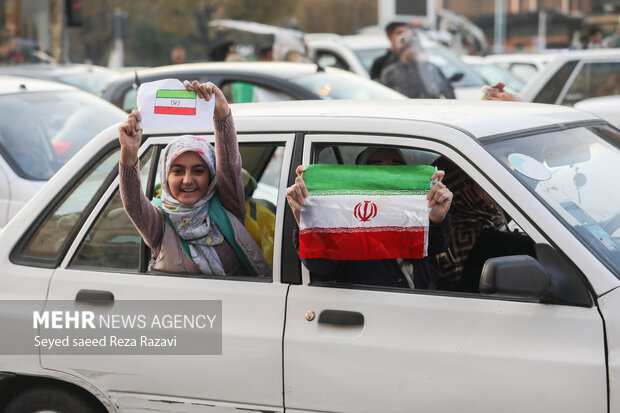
[370,21,410,80]
[170,45,186,64]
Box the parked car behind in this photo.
[574,95,620,127]
[484,52,557,82]
[519,49,620,105]
[461,54,525,93]
[0,99,619,413]
[305,33,488,99]
[101,61,406,112]
[0,63,121,95]
[0,76,127,226]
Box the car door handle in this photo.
[75,290,115,304]
[318,310,364,326]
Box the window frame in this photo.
[10,141,121,268]
[61,133,295,285]
[300,133,551,292]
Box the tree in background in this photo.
[68,0,377,67]
[295,0,376,34]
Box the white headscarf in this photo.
[159,135,225,275]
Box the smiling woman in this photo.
[118,80,271,278]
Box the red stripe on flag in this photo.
[154,106,196,115]
[299,226,427,260]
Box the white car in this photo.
[0,100,619,413]
[0,76,127,227]
[519,49,620,105]
[574,95,620,127]
[484,52,557,82]
[306,33,487,99]
[461,55,525,93]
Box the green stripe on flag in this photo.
[303,164,436,192]
[156,89,197,99]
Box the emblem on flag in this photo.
[354,201,377,222]
[154,89,197,115]
[299,164,435,260]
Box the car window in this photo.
[308,143,535,293]
[17,147,120,262]
[509,63,539,82]
[68,142,284,275]
[315,50,350,71]
[424,47,486,88]
[533,60,578,104]
[562,62,620,106]
[69,147,155,270]
[0,91,125,180]
[291,70,406,99]
[220,81,295,103]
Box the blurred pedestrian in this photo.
[380,31,455,99]
[587,23,620,49]
[170,45,186,64]
[257,44,273,61]
[209,41,243,62]
[370,21,410,80]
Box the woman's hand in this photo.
[428,169,453,224]
[285,165,308,226]
[119,110,142,167]
[184,80,230,118]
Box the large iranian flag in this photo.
[154,89,197,115]
[299,164,435,260]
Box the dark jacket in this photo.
[293,215,451,290]
[370,50,398,80]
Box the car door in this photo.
[283,133,607,413]
[40,132,294,412]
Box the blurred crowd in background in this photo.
[1,0,619,68]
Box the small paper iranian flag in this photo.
[154,89,197,115]
[299,164,435,260]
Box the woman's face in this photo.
[167,151,210,205]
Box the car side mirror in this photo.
[480,244,592,307]
[479,255,549,299]
[449,73,464,83]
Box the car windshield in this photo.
[290,70,406,100]
[424,47,486,88]
[353,45,486,88]
[0,90,125,180]
[57,70,119,95]
[469,62,525,93]
[485,125,620,278]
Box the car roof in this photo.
[137,99,599,140]
[0,63,117,77]
[115,62,331,83]
[0,75,78,93]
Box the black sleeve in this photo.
[428,213,452,255]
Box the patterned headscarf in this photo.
[433,157,506,280]
[159,135,225,275]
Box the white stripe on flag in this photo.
[154,97,196,108]
[300,194,429,230]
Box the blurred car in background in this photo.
[519,49,620,106]
[305,33,488,99]
[100,61,406,112]
[0,76,127,226]
[484,53,557,83]
[461,55,525,93]
[0,63,121,95]
[574,95,620,127]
